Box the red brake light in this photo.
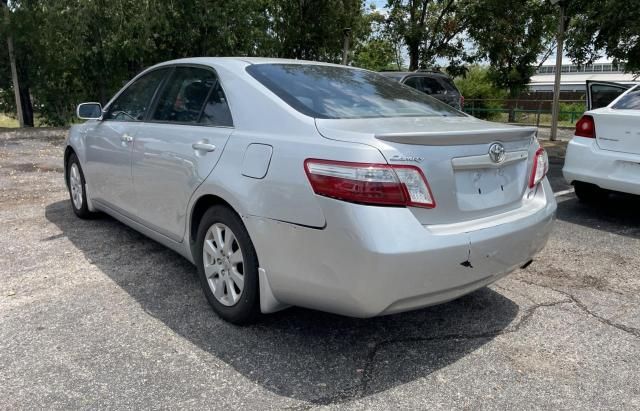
[575,115,595,138]
[529,148,549,188]
[304,159,436,208]
[460,95,465,109]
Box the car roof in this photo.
[149,57,350,70]
[379,71,450,79]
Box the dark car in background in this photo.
[380,69,464,110]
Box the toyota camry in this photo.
[65,57,556,324]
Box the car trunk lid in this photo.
[593,109,640,155]
[315,116,538,225]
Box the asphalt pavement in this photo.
[1,129,638,409]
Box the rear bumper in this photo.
[563,136,640,196]
[245,179,556,317]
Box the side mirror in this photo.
[77,102,103,120]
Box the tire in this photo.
[574,182,608,204]
[194,205,260,324]
[66,153,94,219]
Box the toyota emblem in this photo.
[488,142,506,164]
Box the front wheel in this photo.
[194,206,260,324]
[66,153,94,219]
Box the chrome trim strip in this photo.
[451,150,529,170]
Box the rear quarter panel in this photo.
[187,61,388,244]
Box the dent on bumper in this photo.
[245,180,556,318]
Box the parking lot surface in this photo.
[1,129,639,409]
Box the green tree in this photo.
[565,0,640,73]
[454,65,507,119]
[352,6,398,70]
[385,0,472,71]
[265,0,367,62]
[466,0,555,99]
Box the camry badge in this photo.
[390,154,424,163]
[488,143,506,164]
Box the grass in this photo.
[0,114,19,128]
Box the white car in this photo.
[563,81,640,202]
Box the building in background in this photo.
[528,58,639,92]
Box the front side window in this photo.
[612,86,640,110]
[246,64,462,119]
[105,69,168,121]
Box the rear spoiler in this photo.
[375,127,537,146]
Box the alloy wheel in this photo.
[202,223,245,306]
[69,163,83,210]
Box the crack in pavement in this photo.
[516,278,640,339]
[286,298,572,409]
[288,274,640,409]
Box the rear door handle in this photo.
[120,134,134,143]
[192,142,216,152]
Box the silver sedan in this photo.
[65,58,556,324]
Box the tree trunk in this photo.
[408,42,419,71]
[508,88,518,123]
[19,82,34,127]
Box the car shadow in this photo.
[45,200,519,404]
[556,193,640,239]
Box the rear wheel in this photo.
[194,205,259,324]
[67,153,94,219]
[574,182,608,204]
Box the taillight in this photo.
[304,159,436,208]
[529,148,549,188]
[575,115,595,138]
[460,95,465,109]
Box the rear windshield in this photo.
[612,86,640,110]
[246,64,463,119]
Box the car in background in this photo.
[380,69,464,110]
[66,58,555,324]
[563,81,640,202]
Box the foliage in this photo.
[1,0,370,125]
[558,101,585,122]
[385,0,472,71]
[466,0,555,97]
[565,0,640,74]
[266,0,366,62]
[2,0,639,126]
[454,66,507,119]
[352,6,398,71]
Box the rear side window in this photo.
[420,77,446,94]
[403,77,422,90]
[438,77,459,93]
[200,82,233,127]
[246,64,462,119]
[105,68,168,121]
[612,87,640,110]
[152,67,216,124]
